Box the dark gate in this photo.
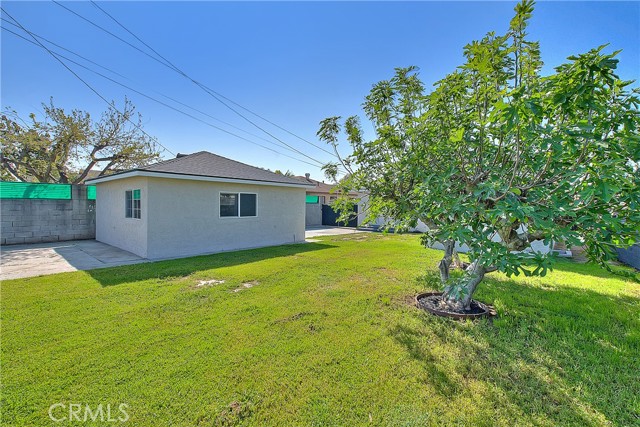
[617,244,640,270]
[321,204,358,227]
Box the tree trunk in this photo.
[438,240,455,284]
[452,249,464,269]
[442,259,487,311]
[459,260,486,310]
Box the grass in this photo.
[2,233,639,426]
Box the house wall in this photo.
[1,185,95,245]
[95,177,149,258]
[145,178,306,259]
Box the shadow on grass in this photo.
[87,242,337,287]
[391,274,640,426]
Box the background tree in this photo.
[274,169,295,177]
[318,0,640,311]
[1,98,162,183]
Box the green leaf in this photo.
[450,128,464,143]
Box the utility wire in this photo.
[8,2,343,174]
[87,0,334,165]
[1,17,130,81]
[1,18,310,152]
[1,25,324,169]
[1,8,176,157]
[89,1,336,157]
[51,1,172,73]
[80,0,339,164]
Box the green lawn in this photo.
[2,233,639,426]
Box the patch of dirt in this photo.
[196,279,225,287]
[400,294,418,306]
[338,235,370,241]
[215,399,255,427]
[417,293,490,317]
[232,281,259,293]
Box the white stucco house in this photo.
[86,151,314,259]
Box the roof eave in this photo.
[86,170,316,189]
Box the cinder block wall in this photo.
[305,203,322,226]
[1,185,96,245]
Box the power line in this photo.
[1,7,176,157]
[51,1,171,72]
[2,16,300,150]
[89,0,336,157]
[6,2,344,175]
[87,0,333,165]
[71,0,339,164]
[1,17,130,81]
[1,25,325,169]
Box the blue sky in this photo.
[2,1,639,180]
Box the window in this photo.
[220,193,238,217]
[306,195,319,204]
[125,189,141,219]
[240,193,257,217]
[220,192,257,217]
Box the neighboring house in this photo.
[80,169,102,182]
[86,151,314,259]
[78,169,125,183]
[296,173,361,226]
[296,173,341,205]
[359,194,552,254]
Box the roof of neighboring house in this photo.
[86,151,314,188]
[79,169,126,183]
[294,175,336,193]
[294,175,360,196]
[82,170,102,181]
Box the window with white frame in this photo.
[220,192,257,217]
[125,189,141,219]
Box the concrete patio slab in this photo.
[1,240,145,280]
[305,226,367,239]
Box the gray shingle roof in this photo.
[88,151,311,187]
[294,175,336,193]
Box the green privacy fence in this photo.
[306,195,319,204]
[0,182,96,200]
[87,185,96,200]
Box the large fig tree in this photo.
[318,0,640,311]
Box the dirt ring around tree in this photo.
[415,292,496,320]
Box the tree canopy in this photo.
[318,0,640,310]
[1,98,161,183]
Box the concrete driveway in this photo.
[305,225,367,239]
[0,240,145,280]
[2,229,365,280]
